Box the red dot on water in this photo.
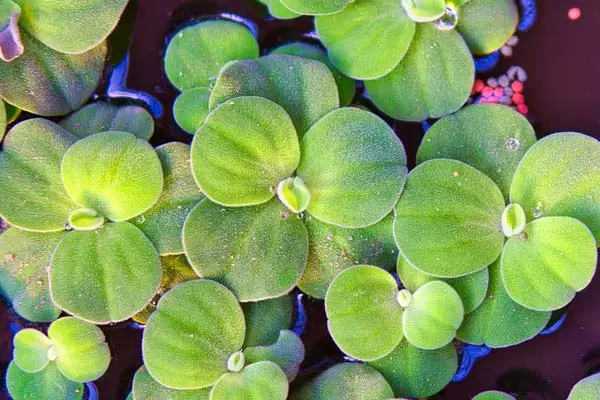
[568,7,581,20]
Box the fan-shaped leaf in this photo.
[244,330,305,381]
[242,295,294,348]
[6,361,83,400]
[568,372,600,400]
[132,366,210,400]
[13,328,52,373]
[173,88,210,134]
[209,361,288,400]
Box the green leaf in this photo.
[209,361,288,400]
[210,55,339,136]
[501,216,597,311]
[165,20,259,91]
[369,341,458,398]
[259,0,300,19]
[325,265,403,361]
[291,363,394,400]
[456,0,519,55]
[457,260,550,348]
[5,101,20,123]
[300,214,397,299]
[13,328,52,373]
[50,222,162,324]
[401,281,464,349]
[0,0,23,61]
[0,119,77,231]
[244,330,305,381]
[270,42,356,105]
[132,366,210,400]
[60,101,155,141]
[417,104,537,197]
[397,253,488,313]
[133,143,203,255]
[143,280,246,389]
[277,176,311,214]
[47,317,110,382]
[242,295,294,348]
[0,228,62,322]
[15,0,127,54]
[509,132,600,242]
[473,391,517,400]
[61,132,164,222]
[173,88,210,134]
[567,372,600,400]
[0,99,6,141]
[6,361,84,400]
[315,0,415,80]
[183,198,308,302]
[394,159,505,277]
[365,23,474,121]
[297,107,407,228]
[401,0,447,22]
[0,30,106,116]
[280,0,350,15]
[132,255,200,325]
[191,96,299,207]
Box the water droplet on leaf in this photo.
[435,6,459,31]
[505,137,520,151]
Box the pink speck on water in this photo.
[568,7,581,20]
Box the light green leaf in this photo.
[61,131,164,222]
[401,281,464,349]
[5,101,20,123]
[315,0,415,80]
[210,55,339,136]
[456,0,519,55]
[509,132,600,242]
[417,104,537,196]
[47,317,110,382]
[60,101,155,141]
[457,260,550,348]
[402,0,447,22]
[394,159,505,277]
[15,0,127,54]
[0,119,77,231]
[259,0,300,19]
[173,88,210,134]
[291,363,394,400]
[132,366,210,400]
[473,391,517,400]
[270,41,355,105]
[0,30,106,116]
[0,228,62,322]
[397,253,488,313]
[567,372,600,400]
[6,361,84,400]
[13,328,52,373]
[300,214,397,299]
[209,361,288,400]
[0,99,6,141]
[369,341,457,398]
[133,143,203,255]
[297,107,407,228]
[143,280,246,389]
[191,96,299,207]
[50,222,162,324]
[366,23,474,121]
[68,208,105,231]
[277,176,311,214]
[242,295,294,348]
[164,20,259,91]
[280,0,350,15]
[501,203,526,237]
[132,255,200,325]
[501,216,597,311]
[325,265,403,361]
[244,330,305,381]
[183,198,308,302]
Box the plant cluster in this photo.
[0,2,599,400]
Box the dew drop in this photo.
[296,212,304,219]
[347,236,353,241]
[434,6,459,31]
[326,234,334,241]
[505,137,520,151]
[531,203,543,218]
[137,215,146,224]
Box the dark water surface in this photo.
[2,0,600,399]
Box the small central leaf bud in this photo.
[227,351,245,373]
[277,176,311,214]
[47,345,60,361]
[68,208,105,231]
[501,203,526,237]
[397,289,413,308]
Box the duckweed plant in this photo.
[0,7,599,400]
